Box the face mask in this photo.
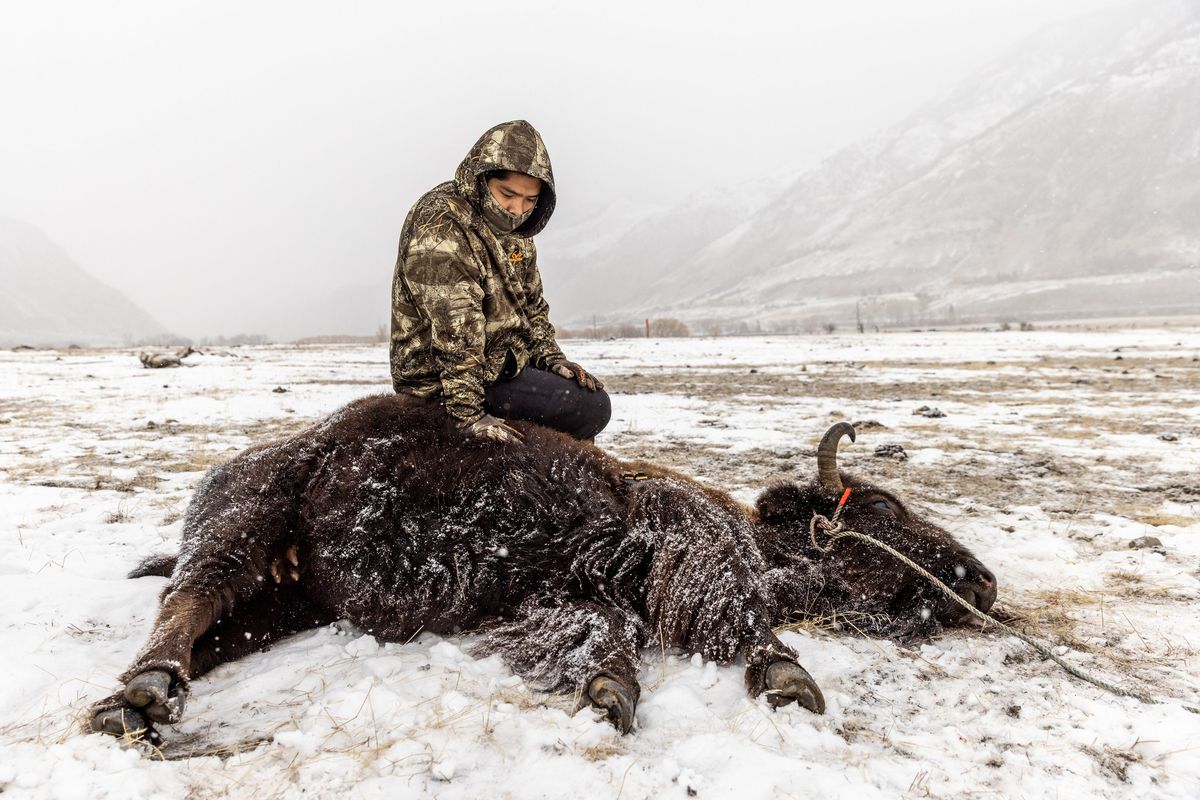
[481,185,534,235]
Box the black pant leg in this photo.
[484,366,611,440]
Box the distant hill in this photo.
[0,218,170,346]
[539,0,1200,331]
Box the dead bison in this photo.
[90,394,997,741]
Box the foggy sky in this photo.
[1,0,1125,339]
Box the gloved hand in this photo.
[549,359,604,391]
[459,413,524,444]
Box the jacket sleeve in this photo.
[523,244,566,368]
[400,219,488,423]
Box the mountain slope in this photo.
[542,0,1200,329]
[0,218,170,346]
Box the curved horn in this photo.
[816,422,856,493]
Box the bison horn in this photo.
[816,422,856,493]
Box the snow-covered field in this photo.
[1,329,1198,799]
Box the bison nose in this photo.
[969,565,998,613]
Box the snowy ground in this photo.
[1,329,1198,799]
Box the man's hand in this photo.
[459,413,524,444]
[549,359,604,391]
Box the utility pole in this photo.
[644,318,650,338]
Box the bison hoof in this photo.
[587,675,637,734]
[125,670,187,724]
[91,707,149,739]
[764,661,826,715]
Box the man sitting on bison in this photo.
[89,395,997,742]
[390,119,609,444]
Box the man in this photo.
[390,120,609,443]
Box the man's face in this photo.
[486,172,542,216]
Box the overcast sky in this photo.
[1,0,1126,339]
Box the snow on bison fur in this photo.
[90,394,997,741]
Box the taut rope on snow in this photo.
[807,488,1199,714]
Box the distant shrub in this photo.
[650,318,690,338]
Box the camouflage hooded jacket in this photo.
[389,120,566,423]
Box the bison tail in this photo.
[128,552,179,579]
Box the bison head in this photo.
[755,423,998,639]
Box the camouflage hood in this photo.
[453,120,556,237]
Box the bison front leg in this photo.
[632,480,825,715]
[474,600,645,734]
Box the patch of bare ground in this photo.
[296,379,387,386]
[0,400,22,421]
[837,445,1107,514]
[2,417,308,493]
[20,468,165,493]
[1136,482,1200,503]
[607,352,1199,407]
[1133,514,1198,527]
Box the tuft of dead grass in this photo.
[775,610,896,636]
[105,500,134,524]
[1134,514,1197,528]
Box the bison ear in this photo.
[755,483,813,525]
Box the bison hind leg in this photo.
[90,584,330,744]
[474,600,645,734]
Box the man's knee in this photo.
[576,388,611,440]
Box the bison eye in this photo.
[870,498,897,516]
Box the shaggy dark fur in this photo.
[90,394,997,742]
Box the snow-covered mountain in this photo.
[0,218,170,346]
[540,0,1200,329]
[537,181,785,327]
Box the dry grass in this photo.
[775,610,897,636]
[996,580,1200,683]
[157,733,277,762]
[1133,514,1197,527]
[104,500,134,524]
[1102,572,1181,601]
[607,352,1200,412]
[999,591,1098,654]
[1084,743,1144,784]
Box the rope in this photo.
[808,500,1199,714]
